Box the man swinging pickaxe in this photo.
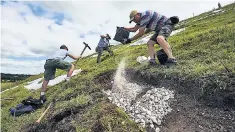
[75,42,91,64]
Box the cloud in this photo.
[1,58,45,74]
[1,0,233,74]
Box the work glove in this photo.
[122,38,132,44]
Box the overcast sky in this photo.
[1,0,234,74]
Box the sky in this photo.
[1,0,234,75]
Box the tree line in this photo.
[1,73,31,82]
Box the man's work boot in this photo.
[165,58,177,66]
[40,95,47,104]
[148,59,157,66]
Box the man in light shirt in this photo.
[40,45,82,103]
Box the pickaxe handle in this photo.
[80,45,87,56]
[75,42,91,64]
[36,102,52,123]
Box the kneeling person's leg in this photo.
[157,23,174,59]
[148,33,158,60]
[158,23,177,64]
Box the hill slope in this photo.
[1,3,235,132]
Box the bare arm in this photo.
[67,53,81,60]
[124,25,140,32]
[130,27,145,41]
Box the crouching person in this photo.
[40,45,82,103]
[123,10,179,65]
[96,34,113,63]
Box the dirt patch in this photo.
[161,93,235,132]
[92,121,106,132]
[93,70,115,91]
[23,104,89,132]
[126,69,235,109]
[125,68,235,132]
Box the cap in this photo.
[60,45,68,50]
[129,10,138,23]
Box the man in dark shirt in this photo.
[96,34,113,63]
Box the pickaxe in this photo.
[75,42,91,64]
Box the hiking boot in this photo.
[148,59,157,65]
[165,58,177,65]
[40,95,47,104]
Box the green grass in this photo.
[1,3,235,132]
[1,82,16,92]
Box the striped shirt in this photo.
[137,10,168,31]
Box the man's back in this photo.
[47,49,68,60]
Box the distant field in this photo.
[1,73,44,92]
[1,82,18,92]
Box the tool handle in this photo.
[75,58,80,64]
[36,102,52,123]
[80,47,87,56]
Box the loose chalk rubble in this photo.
[103,59,174,131]
[24,69,82,90]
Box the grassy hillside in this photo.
[1,82,16,92]
[1,3,235,132]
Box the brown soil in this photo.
[126,69,235,132]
